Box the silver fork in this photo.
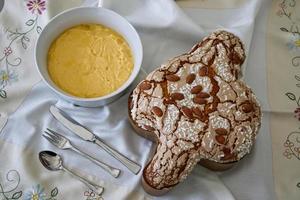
[43,128,121,178]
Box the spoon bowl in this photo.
[39,150,104,195]
[39,150,63,171]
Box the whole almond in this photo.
[215,128,228,135]
[199,66,208,76]
[181,106,193,119]
[197,92,210,98]
[170,93,184,100]
[191,85,203,94]
[186,73,196,84]
[192,107,202,117]
[164,98,176,105]
[241,103,253,113]
[215,135,225,144]
[166,74,180,82]
[139,81,152,91]
[144,125,155,132]
[152,106,163,117]
[222,152,235,161]
[222,147,231,154]
[193,97,207,104]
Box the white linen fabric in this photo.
[0,0,276,199]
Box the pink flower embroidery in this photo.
[26,0,46,15]
[3,47,12,56]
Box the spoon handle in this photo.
[62,166,104,195]
[71,145,121,178]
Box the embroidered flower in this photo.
[26,0,46,15]
[24,184,46,200]
[283,149,293,159]
[284,139,294,148]
[0,70,18,87]
[3,47,12,56]
[295,107,300,120]
[287,34,300,51]
[294,147,300,155]
[84,190,103,200]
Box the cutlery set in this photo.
[39,105,141,195]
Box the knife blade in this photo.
[49,105,94,141]
[49,105,141,174]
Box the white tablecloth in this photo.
[2,0,298,199]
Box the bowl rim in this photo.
[35,6,143,102]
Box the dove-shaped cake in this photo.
[128,30,261,196]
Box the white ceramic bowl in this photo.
[35,7,143,107]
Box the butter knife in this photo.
[49,105,141,174]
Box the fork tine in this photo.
[46,128,65,140]
[42,134,58,146]
[45,129,64,142]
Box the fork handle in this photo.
[94,137,141,175]
[71,146,121,178]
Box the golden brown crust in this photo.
[128,30,261,195]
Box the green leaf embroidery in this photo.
[23,36,30,42]
[0,90,7,98]
[51,187,58,197]
[280,27,289,32]
[21,41,27,49]
[36,26,42,34]
[11,191,22,199]
[25,19,34,26]
[286,92,296,101]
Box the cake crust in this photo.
[128,30,261,195]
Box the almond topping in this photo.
[193,97,207,105]
[164,98,176,105]
[222,152,236,161]
[181,106,193,119]
[215,135,225,144]
[152,106,163,117]
[166,74,180,82]
[222,147,231,154]
[192,107,202,117]
[144,125,155,132]
[170,93,184,100]
[186,73,196,84]
[139,81,152,91]
[197,92,210,98]
[191,85,203,94]
[215,128,228,135]
[242,103,253,113]
[199,66,208,76]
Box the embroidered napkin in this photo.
[0,0,279,200]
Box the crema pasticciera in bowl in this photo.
[47,23,134,98]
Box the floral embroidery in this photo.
[24,184,46,200]
[0,170,60,200]
[283,131,300,160]
[0,170,22,199]
[84,189,104,200]
[26,0,46,15]
[0,0,45,98]
[277,0,300,67]
[277,0,300,189]
[287,34,300,51]
[24,184,58,200]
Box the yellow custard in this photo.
[47,24,133,98]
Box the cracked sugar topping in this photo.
[129,30,261,189]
